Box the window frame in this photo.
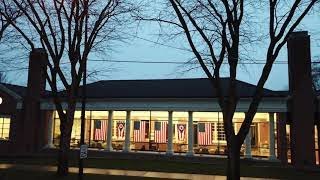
[0,115,11,141]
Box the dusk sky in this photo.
[2,2,319,91]
[90,9,319,91]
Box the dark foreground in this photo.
[0,150,320,179]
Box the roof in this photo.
[0,83,28,97]
[0,82,51,98]
[0,78,289,99]
[70,78,287,99]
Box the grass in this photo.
[1,156,320,179]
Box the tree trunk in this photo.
[57,130,71,176]
[57,107,75,176]
[227,137,241,180]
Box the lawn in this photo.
[1,156,320,179]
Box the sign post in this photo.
[79,54,88,180]
[80,144,88,159]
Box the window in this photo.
[52,111,90,146]
[0,116,10,140]
[217,122,226,141]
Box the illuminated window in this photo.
[53,111,90,147]
[216,122,226,141]
[112,111,126,141]
[0,116,10,140]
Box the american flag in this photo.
[116,121,125,139]
[94,120,107,141]
[133,120,148,142]
[177,124,186,141]
[154,121,167,143]
[198,123,212,145]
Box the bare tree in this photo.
[0,10,9,40]
[0,2,16,40]
[0,0,139,176]
[139,0,318,179]
[0,72,8,83]
[0,1,24,84]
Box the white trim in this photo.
[37,97,288,112]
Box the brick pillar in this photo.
[287,31,316,167]
[23,48,48,153]
[276,112,288,165]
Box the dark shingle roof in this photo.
[0,83,51,97]
[72,78,287,99]
[1,78,288,99]
[0,83,28,97]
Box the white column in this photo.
[124,111,131,152]
[187,111,194,156]
[269,112,276,160]
[214,123,219,153]
[166,111,174,155]
[45,112,54,148]
[244,128,252,159]
[106,110,113,152]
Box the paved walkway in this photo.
[0,163,276,180]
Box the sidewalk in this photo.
[0,163,276,180]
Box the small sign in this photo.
[80,144,88,159]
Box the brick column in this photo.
[23,48,48,153]
[287,31,316,167]
[277,113,288,165]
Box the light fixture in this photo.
[0,97,2,104]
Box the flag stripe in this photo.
[155,121,167,143]
[198,123,212,145]
[94,120,107,141]
[134,121,147,142]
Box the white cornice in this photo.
[37,97,288,112]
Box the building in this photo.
[0,32,319,166]
[0,66,318,163]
